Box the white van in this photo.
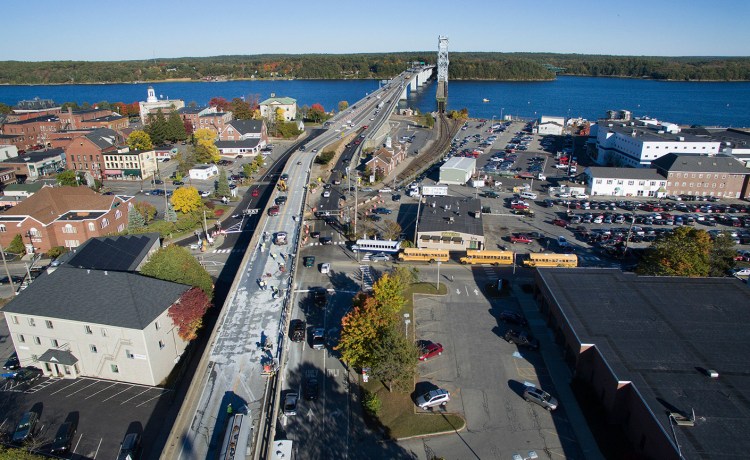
[519,191,538,200]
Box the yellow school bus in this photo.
[397,248,450,263]
[459,250,514,266]
[523,253,578,268]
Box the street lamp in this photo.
[403,313,411,337]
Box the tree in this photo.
[216,168,230,197]
[383,220,402,240]
[127,130,153,151]
[170,187,202,213]
[168,287,212,341]
[637,227,712,277]
[146,109,168,145]
[231,97,253,120]
[176,146,196,176]
[56,170,79,186]
[166,110,187,142]
[0,102,12,114]
[209,97,231,112]
[128,204,146,231]
[372,273,407,316]
[421,112,435,128]
[140,245,214,298]
[369,323,419,392]
[0,444,48,459]
[335,297,390,368]
[709,233,737,277]
[307,103,327,123]
[133,201,157,223]
[164,203,177,223]
[193,128,220,163]
[7,234,25,254]
[338,100,349,112]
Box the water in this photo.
[1,76,748,127]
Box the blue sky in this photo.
[4,0,749,61]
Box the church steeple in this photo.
[147,86,157,103]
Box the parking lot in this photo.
[0,372,172,459]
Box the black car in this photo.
[310,231,321,238]
[50,420,77,454]
[7,367,43,381]
[3,352,19,370]
[12,411,38,444]
[313,287,327,307]
[290,320,306,342]
[305,377,319,401]
[392,194,401,202]
[319,236,333,244]
[172,180,184,186]
[504,329,539,350]
[275,196,287,205]
[499,310,528,326]
[117,432,142,460]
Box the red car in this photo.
[251,188,260,197]
[552,219,568,228]
[419,342,444,361]
[511,203,529,210]
[511,234,533,244]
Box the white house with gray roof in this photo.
[259,96,297,121]
[584,166,667,198]
[3,266,192,385]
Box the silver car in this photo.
[415,389,450,410]
[523,386,558,411]
[370,252,390,262]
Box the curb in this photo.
[394,414,467,441]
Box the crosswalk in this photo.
[306,241,346,247]
[361,253,371,262]
[360,265,374,291]
[211,247,247,254]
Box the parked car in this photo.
[374,207,392,214]
[311,328,325,350]
[504,329,539,350]
[499,310,528,326]
[303,256,315,268]
[283,392,299,416]
[370,252,390,262]
[12,411,38,444]
[523,386,558,411]
[552,219,568,228]
[50,420,77,455]
[511,234,533,244]
[290,320,306,342]
[3,367,42,381]
[320,263,331,274]
[418,342,444,361]
[415,389,450,410]
[310,231,321,238]
[3,352,19,370]
[172,180,184,186]
[117,432,142,460]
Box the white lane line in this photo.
[49,379,86,395]
[135,392,167,408]
[101,386,133,402]
[83,382,119,399]
[72,432,83,454]
[119,388,152,405]
[93,437,103,459]
[65,380,101,397]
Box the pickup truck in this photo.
[511,234,533,244]
[511,202,529,210]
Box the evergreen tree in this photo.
[164,204,177,223]
[146,109,168,145]
[167,110,187,142]
[216,168,230,197]
[128,205,146,232]
[7,234,25,254]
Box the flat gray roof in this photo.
[417,195,483,236]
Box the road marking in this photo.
[307,408,315,421]
[93,437,103,459]
[72,432,83,454]
[101,386,132,402]
[120,388,152,405]
[455,288,460,295]
[49,379,86,395]
[83,382,119,399]
[136,392,167,408]
[474,288,479,296]
[65,380,101,397]
[464,285,469,296]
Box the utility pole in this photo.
[436,261,441,290]
[0,242,16,294]
[413,195,422,245]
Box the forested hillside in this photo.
[0,52,748,84]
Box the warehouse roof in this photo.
[652,153,750,174]
[441,156,476,171]
[417,195,483,236]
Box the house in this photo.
[259,96,297,121]
[139,86,185,124]
[189,164,219,180]
[584,166,667,198]
[197,112,233,135]
[593,119,721,167]
[0,167,18,190]
[364,145,406,178]
[0,182,43,207]
[651,152,750,199]
[534,268,750,460]
[535,116,565,136]
[103,147,159,181]
[0,149,65,182]
[3,235,192,385]
[416,196,484,251]
[178,106,215,132]
[219,119,267,144]
[215,139,262,157]
[65,128,122,180]
[0,186,131,252]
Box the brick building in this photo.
[0,114,61,151]
[218,119,267,143]
[0,186,131,252]
[651,153,750,199]
[65,128,121,180]
[58,107,128,131]
[365,145,406,178]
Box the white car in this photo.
[416,389,450,410]
[557,192,571,198]
[200,190,211,197]
[572,193,588,199]
[320,263,331,274]
[731,268,750,277]
[322,190,331,198]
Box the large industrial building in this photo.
[534,268,750,460]
[415,195,484,251]
[439,157,475,185]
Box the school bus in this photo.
[459,250,514,266]
[523,253,578,268]
[397,248,450,263]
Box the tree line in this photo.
[2,53,749,84]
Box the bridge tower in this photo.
[436,36,449,113]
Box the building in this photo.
[584,166,667,197]
[189,164,219,180]
[0,181,41,207]
[593,119,721,168]
[0,149,65,181]
[0,114,61,151]
[259,96,297,121]
[0,186,131,252]
[3,233,192,385]
[197,112,232,135]
[364,145,406,178]
[534,268,750,460]
[0,167,18,190]
[58,107,128,131]
[215,140,262,157]
[65,128,121,180]
[219,119,268,143]
[682,127,750,167]
[535,116,565,135]
[138,86,185,124]
[178,106,216,132]
[0,144,19,161]
[651,153,750,199]
[416,195,484,251]
[439,157,476,185]
[10,98,61,118]
[103,147,159,181]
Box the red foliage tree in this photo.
[246,93,260,111]
[183,119,194,136]
[168,287,212,341]
[209,97,231,112]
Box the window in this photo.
[606,180,613,185]
[11,315,19,325]
[126,349,134,359]
[29,228,41,237]
[85,325,92,334]
[628,181,634,185]
[88,222,95,231]
[34,336,41,345]
[595,179,602,184]
[158,340,165,349]
[45,320,53,329]
[90,345,98,353]
[155,321,161,331]
[63,224,77,234]
[115,210,122,219]
[0,225,5,233]
[51,339,59,347]
[111,364,119,373]
[18,334,25,343]
[101,328,108,337]
[28,318,36,327]
[101,218,110,229]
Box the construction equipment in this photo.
[277,179,287,191]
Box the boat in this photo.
[482,98,490,102]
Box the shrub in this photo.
[204,200,215,209]
[46,246,68,259]
[7,234,25,254]
[214,209,225,217]
[363,390,381,416]
[314,151,335,165]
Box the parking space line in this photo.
[65,380,101,397]
[84,382,119,399]
[119,387,151,405]
[101,386,133,402]
[93,437,103,459]
[49,378,88,395]
[72,432,83,454]
[136,390,170,407]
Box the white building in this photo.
[536,116,565,135]
[439,157,476,185]
[584,166,667,198]
[0,144,19,161]
[189,164,219,180]
[139,86,185,124]
[594,119,721,168]
[259,96,297,121]
[103,147,159,180]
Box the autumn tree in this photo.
[170,186,202,213]
[709,233,737,277]
[56,170,79,186]
[371,273,406,317]
[127,130,153,151]
[383,220,402,240]
[193,128,220,163]
[338,100,349,112]
[369,322,419,392]
[133,201,157,222]
[335,297,391,368]
[637,227,712,277]
[168,287,212,341]
[140,245,214,298]
[209,97,231,112]
[306,103,327,123]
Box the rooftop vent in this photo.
[677,136,685,141]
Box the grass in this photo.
[359,281,464,440]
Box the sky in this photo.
[3,0,749,61]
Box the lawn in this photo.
[361,281,465,440]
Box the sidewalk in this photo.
[512,283,605,460]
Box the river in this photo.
[1,76,748,127]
